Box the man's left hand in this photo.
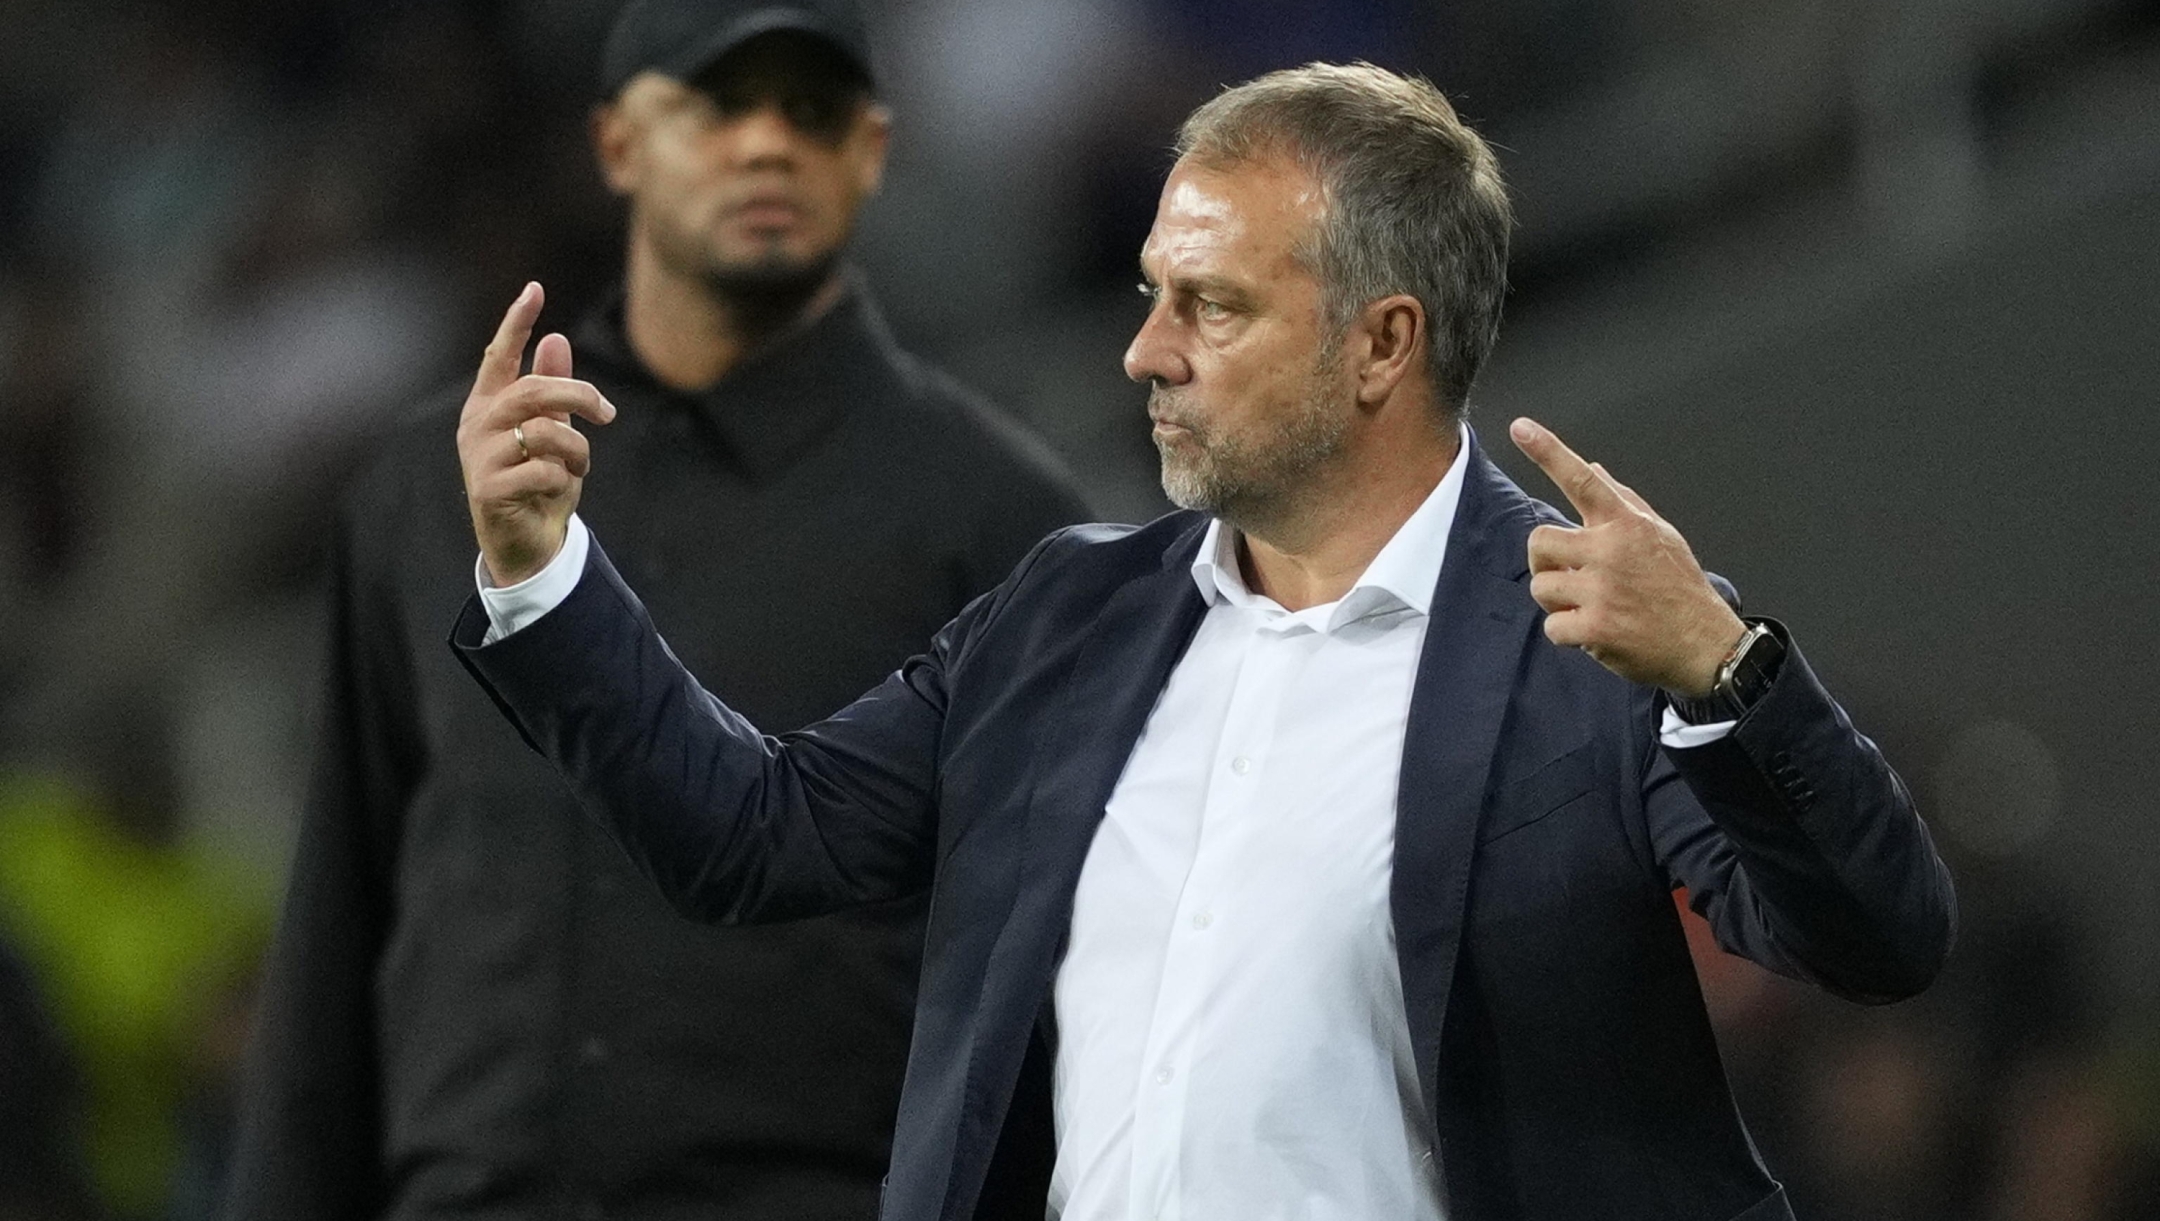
[1508,417,1745,699]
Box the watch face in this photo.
[1728,626,1785,708]
[1669,625,1782,725]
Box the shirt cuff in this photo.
[1659,705,1736,749]
[475,515,591,645]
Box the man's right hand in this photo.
[458,283,618,586]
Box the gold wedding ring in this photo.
[512,423,530,461]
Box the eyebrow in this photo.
[1138,263,1252,306]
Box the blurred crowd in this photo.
[2,1,2157,1219]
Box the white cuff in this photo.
[1659,705,1736,749]
[476,515,592,645]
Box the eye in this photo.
[711,85,757,118]
[1195,297,1231,322]
[705,86,855,143]
[781,92,851,142]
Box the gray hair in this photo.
[1176,62,1513,415]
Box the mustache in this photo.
[1147,387,1199,432]
[719,186,809,216]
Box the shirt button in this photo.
[1154,1066,1174,1085]
[1230,756,1252,775]
[1191,911,1213,930]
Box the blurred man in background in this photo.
[225,1,1088,1218]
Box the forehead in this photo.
[1141,153,1324,282]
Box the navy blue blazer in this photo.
[455,433,1954,1221]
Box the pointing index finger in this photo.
[1510,416,1625,524]
[473,282,543,397]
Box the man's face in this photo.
[1126,154,1353,526]
[597,33,889,292]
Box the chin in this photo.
[701,246,840,299]
[1156,461,1221,515]
[711,244,813,278]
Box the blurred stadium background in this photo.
[1,1,2156,1217]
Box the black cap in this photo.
[599,0,873,99]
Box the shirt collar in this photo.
[1189,423,1471,633]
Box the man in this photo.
[449,64,1954,1221]
[227,2,1088,1218]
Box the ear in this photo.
[1350,293,1425,407]
[851,102,894,198]
[592,102,640,196]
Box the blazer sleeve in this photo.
[225,506,411,1221]
[1643,622,1957,1004]
[451,533,1027,925]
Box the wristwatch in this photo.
[1666,619,1785,725]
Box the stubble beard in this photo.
[699,240,836,301]
[653,217,840,334]
[1153,352,1350,534]
[702,244,839,333]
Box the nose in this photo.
[726,100,801,167]
[1123,301,1192,386]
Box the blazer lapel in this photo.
[1013,520,1213,942]
[1392,435,1545,1121]
[947,517,1212,1213]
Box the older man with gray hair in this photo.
[449,62,1953,1221]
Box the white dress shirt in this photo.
[1047,445,1470,1221]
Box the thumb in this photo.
[532,332,574,380]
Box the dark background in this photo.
[2,1,2156,1218]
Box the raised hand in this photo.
[1508,417,1745,698]
[457,283,618,586]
